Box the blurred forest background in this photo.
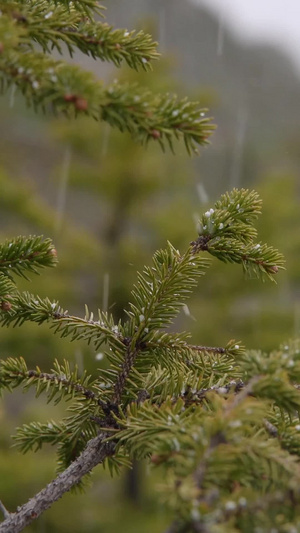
[1,1,300,531]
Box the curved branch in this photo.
[0,433,115,533]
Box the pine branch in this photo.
[238,342,300,412]
[2,0,105,18]
[48,0,104,17]
[161,381,300,533]
[13,420,66,453]
[112,345,139,404]
[0,0,293,527]
[126,243,210,335]
[51,306,126,350]
[0,357,100,405]
[191,188,285,281]
[254,373,300,412]
[0,296,125,355]
[110,339,243,408]
[0,432,115,533]
[193,378,259,489]
[0,48,214,153]
[0,236,57,280]
[0,186,288,530]
[107,246,210,403]
[0,1,159,69]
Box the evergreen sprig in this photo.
[0,357,99,403]
[0,169,294,531]
[13,420,65,453]
[2,4,298,531]
[191,188,285,281]
[126,243,210,337]
[0,1,159,69]
[0,235,57,280]
[39,0,104,18]
[0,49,214,152]
[0,0,215,154]
[115,382,300,530]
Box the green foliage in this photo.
[0,0,215,153]
[0,235,57,279]
[1,185,298,533]
[0,0,158,68]
[127,243,210,334]
[0,3,299,533]
[192,188,285,281]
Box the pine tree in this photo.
[0,3,299,533]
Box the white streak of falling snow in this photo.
[183,304,196,321]
[9,84,16,108]
[229,103,248,189]
[102,272,110,313]
[55,146,72,233]
[217,10,225,56]
[196,182,209,204]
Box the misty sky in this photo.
[191,0,300,71]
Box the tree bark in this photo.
[0,433,115,533]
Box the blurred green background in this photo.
[1,1,300,531]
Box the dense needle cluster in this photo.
[0,0,214,153]
[0,2,299,533]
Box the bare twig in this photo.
[264,419,279,438]
[145,341,227,355]
[194,380,244,400]
[0,433,115,533]
[113,346,139,404]
[188,344,226,354]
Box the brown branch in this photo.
[190,235,213,253]
[112,345,139,404]
[26,369,99,402]
[145,341,227,355]
[188,344,226,354]
[263,419,279,438]
[0,432,115,533]
[190,380,244,402]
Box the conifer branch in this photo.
[0,48,214,153]
[13,420,66,453]
[0,236,57,280]
[0,0,294,528]
[191,188,285,281]
[126,244,210,334]
[0,296,125,353]
[112,345,139,404]
[0,432,115,533]
[51,307,125,351]
[45,0,104,17]
[183,379,245,404]
[0,357,100,405]
[0,188,288,529]
[0,1,159,69]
